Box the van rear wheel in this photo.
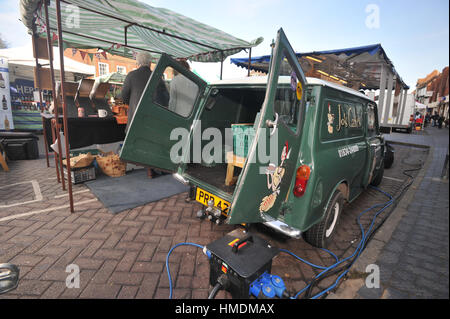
[303,190,344,248]
[370,162,384,187]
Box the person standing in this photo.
[432,111,439,127]
[121,51,168,133]
[438,114,444,129]
[121,51,168,178]
[168,60,199,118]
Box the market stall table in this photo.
[42,113,126,150]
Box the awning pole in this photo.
[44,0,65,187]
[383,73,394,125]
[396,88,404,124]
[398,89,408,126]
[248,48,252,77]
[55,0,74,213]
[377,65,387,124]
[220,51,224,80]
[32,35,50,168]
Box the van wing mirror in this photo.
[0,264,20,294]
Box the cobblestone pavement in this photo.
[354,127,449,299]
[0,132,431,299]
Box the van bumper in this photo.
[173,173,190,185]
[261,214,302,239]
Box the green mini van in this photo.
[120,29,386,248]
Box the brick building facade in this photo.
[415,67,449,119]
[64,48,138,77]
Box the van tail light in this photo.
[293,165,311,197]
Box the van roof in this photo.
[209,76,373,102]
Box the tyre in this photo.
[370,161,384,186]
[384,144,394,169]
[303,190,344,248]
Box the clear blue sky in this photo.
[1,0,448,89]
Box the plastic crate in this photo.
[64,165,96,184]
[232,124,255,158]
[69,149,101,158]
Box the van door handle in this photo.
[266,112,279,136]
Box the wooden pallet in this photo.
[225,151,246,186]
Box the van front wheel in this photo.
[303,190,344,248]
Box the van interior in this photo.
[185,87,266,195]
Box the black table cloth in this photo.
[42,114,126,151]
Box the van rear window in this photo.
[152,66,199,118]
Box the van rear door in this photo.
[227,28,308,225]
[120,54,207,172]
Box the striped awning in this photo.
[20,0,263,62]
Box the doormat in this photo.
[85,170,189,214]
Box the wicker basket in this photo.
[95,152,126,177]
[63,152,95,169]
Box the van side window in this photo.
[367,103,378,136]
[274,55,301,134]
[321,100,363,141]
[347,103,364,138]
[152,66,199,118]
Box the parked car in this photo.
[120,29,388,248]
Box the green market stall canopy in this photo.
[231,44,409,91]
[20,0,263,62]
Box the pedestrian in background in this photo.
[121,52,168,133]
[438,115,444,129]
[168,60,199,117]
[121,51,169,178]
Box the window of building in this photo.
[117,65,126,74]
[98,62,109,76]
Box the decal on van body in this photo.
[259,142,291,213]
[338,144,360,158]
[327,103,335,134]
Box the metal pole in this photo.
[55,0,74,213]
[398,89,408,126]
[396,88,404,124]
[383,72,394,125]
[45,0,65,187]
[377,65,387,124]
[220,51,224,80]
[32,35,50,168]
[248,48,252,77]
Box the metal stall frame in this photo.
[36,0,255,213]
[31,35,50,168]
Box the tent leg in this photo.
[32,35,50,168]
[45,0,65,189]
[220,51,224,80]
[50,120,61,183]
[248,48,252,77]
[378,65,387,124]
[56,0,74,213]
[383,73,394,125]
[398,89,408,126]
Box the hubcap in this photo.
[326,202,339,238]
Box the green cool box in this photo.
[232,124,256,158]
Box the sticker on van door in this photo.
[259,142,290,213]
[327,103,335,134]
[338,144,360,158]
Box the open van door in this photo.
[227,29,308,225]
[120,53,207,172]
